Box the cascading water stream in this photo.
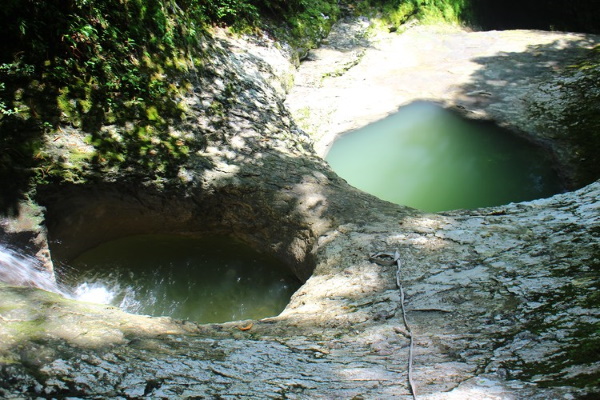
[0,244,103,303]
[0,244,171,311]
[0,244,68,296]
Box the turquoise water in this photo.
[325,102,563,212]
[61,234,300,323]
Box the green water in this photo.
[63,234,300,323]
[325,102,563,212]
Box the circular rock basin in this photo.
[325,102,564,212]
[57,234,301,323]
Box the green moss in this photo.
[354,0,471,31]
[0,0,475,207]
[8,319,46,338]
[563,48,600,186]
[254,1,340,62]
[146,106,162,122]
[322,50,365,79]
[0,0,346,194]
[498,275,600,389]
[517,322,600,388]
[293,106,314,133]
[0,303,18,314]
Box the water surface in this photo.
[60,234,300,323]
[326,102,563,212]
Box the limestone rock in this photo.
[0,19,599,399]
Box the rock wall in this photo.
[0,19,599,399]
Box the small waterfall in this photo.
[0,243,68,296]
[0,243,146,308]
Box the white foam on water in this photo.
[74,282,116,304]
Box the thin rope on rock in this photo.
[370,250,417,399]
[396,257,417,400]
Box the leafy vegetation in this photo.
[0,0,204,213]
[0,0,474,214]
[2,0,594,214]
[0,0,342,214]
[352,0,472,30]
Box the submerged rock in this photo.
[0,19,599,399]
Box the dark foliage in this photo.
[470,0,600,33]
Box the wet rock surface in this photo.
[0,19,599,399]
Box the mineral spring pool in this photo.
[325,102,564,212]
[58,234,301,323]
